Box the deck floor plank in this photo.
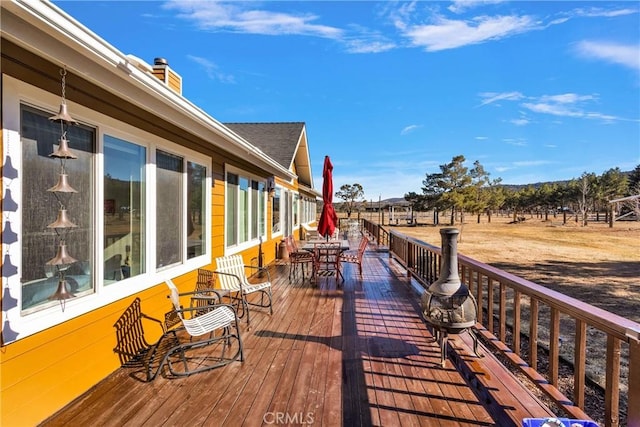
[41,239,556,427]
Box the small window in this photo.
[104,135,146,283]
[156,150,183,269]
[272,187,281,235]
[187,162,206,259]
[226,173,238,246]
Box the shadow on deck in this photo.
[41,242,558,427]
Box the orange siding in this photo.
[151,68,165,83]
[167,70,182,94]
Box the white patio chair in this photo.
[214,255,273,325]
[145,280,243,380]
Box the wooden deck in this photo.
[41,240,557,427]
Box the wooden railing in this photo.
[360,219,638,427]
[360,218,389,248]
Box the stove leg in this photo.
[470,328,484,358]
[440,330,448,367]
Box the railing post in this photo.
[513,290,521,356]
[549,307,560,386]
[605,336,621,427]
[628,339,640,427]
[574,319,586,409]
[529,298,538,371]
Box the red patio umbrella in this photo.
[317,155,338,239]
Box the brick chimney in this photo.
[152,57,182,95]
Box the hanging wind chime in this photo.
[46,67,79,309]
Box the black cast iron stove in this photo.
[420,228,482,366]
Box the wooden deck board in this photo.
[41,241,556,427]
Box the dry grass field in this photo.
[393,214,640,324]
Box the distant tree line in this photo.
[404,155,640,226]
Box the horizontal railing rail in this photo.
[369,222,638,427]
[360,218,389,248]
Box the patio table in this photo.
[301,239,350,252]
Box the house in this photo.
[0,0,317,424]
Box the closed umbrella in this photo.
[317,155,338,239]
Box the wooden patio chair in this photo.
[313,241,343,284]
[214,254,273,325]
[340,235,369,276]
[143,280,244,380]
[285,235,315,282]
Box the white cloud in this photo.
[575,41,640,72]
[401,124,422,135]
[510,118,530,126]
[345,38,396,54]
[523,102,581,117]
[478,90,625,123]
[402,14,538,51]
[539,93,597,104]
[448,0,506,14]
[522,101,620,123]
[502,138,527,147]
[163,0,343,38]
[187,55,235,83]
[573,7,638,18]
[475,136,488,140]
[478,91,524,106]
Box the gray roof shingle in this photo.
[224,122,305,170]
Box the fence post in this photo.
[628,339,639,426]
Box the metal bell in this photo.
[46,243,78,266]
[49,136,77,159]
[48,103,78,125]
[47,209,78,229]
[49,278,75,300]
[48,173,77,193]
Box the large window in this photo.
[20,106,95,311]
[225,168,266,251]
[2,77,211,341]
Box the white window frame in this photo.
[224,164,267,255]
[293,193,300,228]
[1,75,212,342]
[272,186,283,239]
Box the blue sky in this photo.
[55,0,640,201]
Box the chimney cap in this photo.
[154,57,168,66]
